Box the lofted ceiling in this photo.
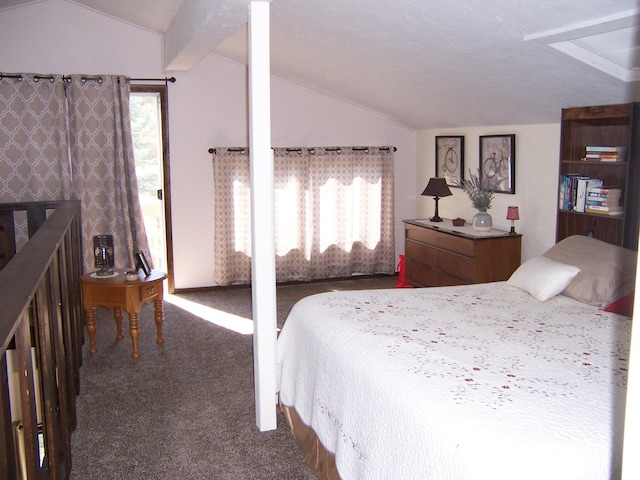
[4,0,640,129]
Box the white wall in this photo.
[171,55,416,288]
[416,124,560,261]
[0,0,416,289]
[0,0,163,74]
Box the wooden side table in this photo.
[80,269,167,359]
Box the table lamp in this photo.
[506,206,520,234]
[422,177,452,222]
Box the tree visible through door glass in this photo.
[130,92,166,272]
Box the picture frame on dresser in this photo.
[479,134,515,194]
[435,136,464,187]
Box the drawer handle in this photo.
[146,286,155,295]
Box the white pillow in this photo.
[507,256,581,302]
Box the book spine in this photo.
[585,145,626,153]
[588,188,622,195]
[586,200,620,207]
[584,204,623,211]
[575,178,588,212]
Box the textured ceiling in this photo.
[4,0,639,129]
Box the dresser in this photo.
[403,219,521,287]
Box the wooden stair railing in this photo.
[0,200,83,480]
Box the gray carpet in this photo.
[70,275,397,479]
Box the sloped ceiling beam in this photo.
[164,0,249,71]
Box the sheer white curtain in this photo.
[212,146,395,285]
[0,73,150,271]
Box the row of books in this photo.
[585,186,623,216]
[559,174,623,215]
[581,145,627,162]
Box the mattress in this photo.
[277,282,631,479]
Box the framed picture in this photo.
[435,136,464,186]
[135,252,152,276]
[479,134,516,194]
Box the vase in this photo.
[472,211,492,231]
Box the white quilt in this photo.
[277,282,631,480]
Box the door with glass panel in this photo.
[130,85,174,291]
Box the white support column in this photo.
[248,0,277,432]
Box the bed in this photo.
[277,235,636,479]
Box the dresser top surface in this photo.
[404,219,520,240]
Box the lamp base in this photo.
[429,216,443,222]
[95,267,114,277]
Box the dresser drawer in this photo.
[406,225,476,257]
[437,250,475,282]
[406,239,475,282]
[405,239,437,268]
[406,259,469,287]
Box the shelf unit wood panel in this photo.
[556,103,640,250]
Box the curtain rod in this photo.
[208,146,397,155]
[0,74,176,85]
[128,76,176,84]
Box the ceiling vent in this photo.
[525,10,640,82]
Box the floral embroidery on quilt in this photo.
[317,283,630,409]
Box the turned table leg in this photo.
[128,311,140,359]
[154,297,164,345]
[113,306,125,340]
[85,308,98,354]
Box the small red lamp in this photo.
[506,206,520,234]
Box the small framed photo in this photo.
[435,136,464,186]
[135,252,152,276]
[479,134,516,194]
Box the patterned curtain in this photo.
[0,74,71,248]
[0,73,150,272]
[212,148,252,284]
[66,75,150,270]
[212,146,395,285]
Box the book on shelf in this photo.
[558,173,584,211]
[584,208,624,216]
[559,175,604,212]
[574,176,591,212]
[585,204,623,211]
[585,145,627,153]
[582,154,624,162]
[586,199,621,207]
[587,194,622,202]
[587,187,622,196]
[583,145,627,162]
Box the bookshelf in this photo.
[556,103,640,250]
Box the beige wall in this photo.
[416,124,561,262]
[0,0,416,289]
[170,55,416,288]
[0,0,566,286]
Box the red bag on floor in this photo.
[395,254,414,288]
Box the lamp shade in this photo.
[421,177,452,198]
[506,206,520,220]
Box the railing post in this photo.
[0,200,83,479]
[0,354,18,480]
